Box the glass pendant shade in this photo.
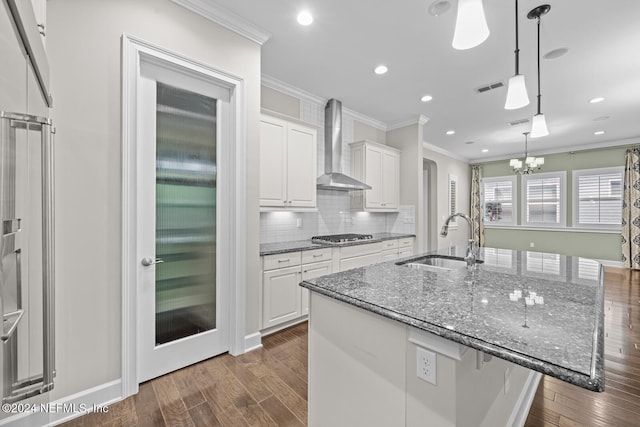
[504,74,529,110]
[530,113,549,138]
[452,0,490,50]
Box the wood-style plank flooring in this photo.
[525,267,640,427]
[63,267,639,426]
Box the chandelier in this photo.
[509,132,544,174]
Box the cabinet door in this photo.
[365,146,383,208]
[286,124,316,208]
[259,117,287,207]
[381,150,399,209]
[381,250,399,262]
[301,260,332,316]
[262,265,302,329]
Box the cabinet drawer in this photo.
[398,237,414,248]
[381,249,399,262]
[381,239,398,251]
[263,252,302,271]
[398,248,413,259]
[339,242,383,258]
[340,252,382,271]
[302,247,332,264]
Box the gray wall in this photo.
[48,0,261,399]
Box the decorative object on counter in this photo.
[621,146,640,269]
[528,4,551,138]
[452,0,489,50]
[509,132,544,174]
[311,233,374,244]
[504,0,530,110]
[509,288,544,328]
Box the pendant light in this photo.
[509,132,544,174]
[528,4,551,138]
[504,0,529,110]
[452,0,490,50]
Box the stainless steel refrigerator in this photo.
[0,0,55,413]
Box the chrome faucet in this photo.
[440,213,477,269]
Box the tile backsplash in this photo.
[260,192,415,243]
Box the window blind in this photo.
[575,169,622,226]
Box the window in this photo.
[448,174,458,227]
[573,167,623,229]
[522,171,566,227]
[482,176,517,226]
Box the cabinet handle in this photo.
[313,254,323,258]
[278,259,290,263]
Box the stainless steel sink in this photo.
[396,255,484,271]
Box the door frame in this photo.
[120,34,247,398]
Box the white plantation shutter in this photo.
[482,176,516,226]
[522,172,566,227]
[573,167,623,228]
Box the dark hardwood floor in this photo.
[63,267,639,427]
[525,267,640,427]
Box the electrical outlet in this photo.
[529,242,535,248]
[416,347,437,385]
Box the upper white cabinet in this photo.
[259,114,317,210]
[350,140,400,212]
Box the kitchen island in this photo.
[301,247,604,427]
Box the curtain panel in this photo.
[622,147,640,269]
[470,165,484,247]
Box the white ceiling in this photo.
[206,0,640,161]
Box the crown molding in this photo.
[342,107,387,131]
[422,141,470,163]
[469,135,640,164]
[387,115,430,131]
[172,0,270,45]
[261,74,326,105]
[261,74,387,130]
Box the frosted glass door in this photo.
[137,65,229,382]
[154,82,217,344]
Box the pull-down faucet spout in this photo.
[440,213,477,269]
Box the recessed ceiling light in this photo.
[428,0,451,16]
[482,149,489,153]
[543,47,569,60]
[421,94,433,102]
[374,65,388,75]
[589,97,605,104]
[296,11,313,26]
[594,131,605,135]
[446,130,455,135]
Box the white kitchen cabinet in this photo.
[262,264,302,329]
[350,140,400,212]
[339,242,383,271]
[301,260,332,316]
[262,248,332,331]
[260,114,317,210]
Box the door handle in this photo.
[141,257,164,266]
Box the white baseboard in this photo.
[244,331,262,353]
[507,371,542,427]
[0,380,123,427]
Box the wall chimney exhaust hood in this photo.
[317,99,372,191]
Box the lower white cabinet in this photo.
[261,237,414,331]
[262,248,333,331]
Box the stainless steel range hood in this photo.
[317,99,372,191]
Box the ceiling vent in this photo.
[475,81,504,93]
[508,118,530,126]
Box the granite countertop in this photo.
[260,232,415,256]
[301,247,605,392]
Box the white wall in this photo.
[422,148,471,250]
[47,0,261,399]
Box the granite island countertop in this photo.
[259,232,415,256]
[301,247,605,392]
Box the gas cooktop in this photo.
[311,233,374,244]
